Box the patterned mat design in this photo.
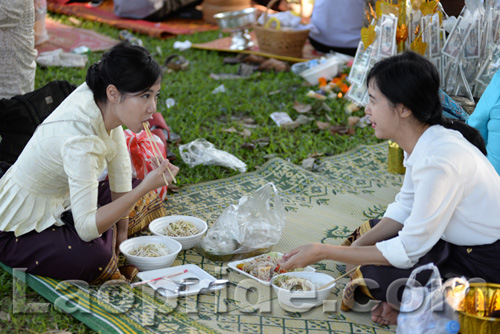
[2,142,403,334]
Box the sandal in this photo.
[163,54,189,72]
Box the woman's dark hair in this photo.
[86,42,162,103]
[366,51,486,155]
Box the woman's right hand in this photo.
[278,243,325,271]
[141,158,179,191]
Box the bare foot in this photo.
[371,302,399,326]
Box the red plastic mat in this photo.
[192,32,321,63]
[47,0,218,39]
[36,17,119,54]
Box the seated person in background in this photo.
[308,0,371,57]
[466,69,500,175]
[253,0,289,12]
[114,0,202,21]
[279,51,500,326]
[0,0,37,99]
[0,42,179,284]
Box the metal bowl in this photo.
[213,7,257,32]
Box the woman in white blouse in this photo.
[279,51,500,325]
[0,42,179,283]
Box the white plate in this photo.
[137,264,224,297]
[227,252,316,286]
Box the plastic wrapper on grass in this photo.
[200,182,285,258]
[179,138,247,172]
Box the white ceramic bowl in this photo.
[271,272,336,312]
[149,215,208,250]
[119,235,182,271]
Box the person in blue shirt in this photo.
[466,69,500,175]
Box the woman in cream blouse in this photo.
[0,42,179,283]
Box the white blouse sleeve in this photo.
[383,169,414,224]
[61,135,107,242]
[376,156,463,268]
[107,127,132,193]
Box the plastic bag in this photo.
[200,182,285,257]
[36,49,88,68]
[124,129,168,200]
[179,138,247,173]
[256,11,317,33]
[397,263,467,334]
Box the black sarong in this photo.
[341,219,500,311]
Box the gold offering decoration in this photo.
[396,0,408,52]
[409,0,441,56]
[458,283,500,334]
[411,0,425,11]
[396,24,408,49]
[489,289,500,315]
[387,141,405,174]
[365,2,377,24]
[361,24,377,50]
[420,0,439,16]
[376,0,399,17]
[475,288,486,317]
[410,36,428,55]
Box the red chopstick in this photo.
[130,269,188,288]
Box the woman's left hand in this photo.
[278,243,325,271]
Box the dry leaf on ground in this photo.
[0,311,10,321]
[242,118,256,124]
[302,158,315,170]
[240,129,251,138]
[282,115,314,129]
[222,127,238,133]
[241,143,255,150]
[308,152,324,158]
[258,58,290,72]
[329,125,355,136]
[316,121,331,130]
[348,116,360,126]
[168,185,180,193]
[293,101,312,113]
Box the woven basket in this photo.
[253,0,309,59]
[458,283,500,334]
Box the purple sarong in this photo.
[0,179,166,283]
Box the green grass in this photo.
[0,13,380,333]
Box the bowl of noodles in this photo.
[271,272,336,312]
[149,215,208,250]
[119,235,182,271]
